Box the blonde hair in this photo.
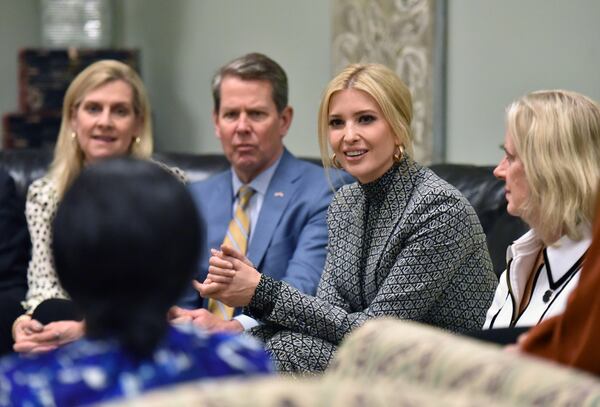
[317,64,413,168]
[48,60,153,199]
[507,90,600,242]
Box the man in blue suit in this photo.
[174,53,347,333]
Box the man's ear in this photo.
[279,106,294,138]
[212,110,221,139]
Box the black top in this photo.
[0,168,30,293]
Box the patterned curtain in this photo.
[332,0,445,164]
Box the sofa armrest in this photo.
[101,374,506,407]
[329,319,600,405]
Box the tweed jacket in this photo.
[249,157,498,351]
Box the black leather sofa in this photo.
[0,148,528,276]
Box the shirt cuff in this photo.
[233,314,261,331]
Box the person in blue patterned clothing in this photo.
[0,158,271,406]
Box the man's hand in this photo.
[168,306,243,333]
[167,305,195,325]
[190,309,244,333]
[13,320,84,354]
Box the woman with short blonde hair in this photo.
[484,90,600,330]
[507,90,600,243]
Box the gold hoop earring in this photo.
[134,136,141,144]
[393,145,404,163]
[331,153,342,169]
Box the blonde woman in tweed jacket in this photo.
[199,64,498,373]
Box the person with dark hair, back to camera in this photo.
[0,157,271,406]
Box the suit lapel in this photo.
[248,150,298,268]
[207,172,235,250]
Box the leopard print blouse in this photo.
[22,162,186,313]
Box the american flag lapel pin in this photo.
[274,191,284,198]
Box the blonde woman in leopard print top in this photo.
[12,60,185,353]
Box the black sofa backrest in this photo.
[0,149,527,276]
[0,149,53,199]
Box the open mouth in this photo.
[344,150,367,158]
[91,135,117,143]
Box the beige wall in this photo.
[2,0,600,165]
[0,0,39,119]
[120,0,332,157]
[446,0,600,165]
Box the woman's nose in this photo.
[493,158,506,180]
[97,109,112,127]
[344,123,359,141]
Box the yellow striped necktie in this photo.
[208,185,255,320]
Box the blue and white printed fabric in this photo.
[0,324,272,406]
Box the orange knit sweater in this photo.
[522,200,600,375]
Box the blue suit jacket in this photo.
[180,149,349,308]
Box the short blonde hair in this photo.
[507,90,600,242]
[318,64,413,168]
[49,60,153,199]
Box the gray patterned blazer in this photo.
[249,157,497,348]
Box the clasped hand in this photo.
[13,319,84,354]
[194,245,261,308]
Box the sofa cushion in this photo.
[101,371,510,407]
